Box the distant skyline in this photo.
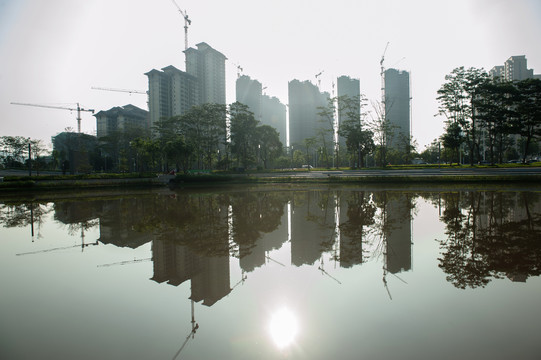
[1,0,540,150]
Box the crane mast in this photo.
[11,102,94,133]
[171,0,191,51]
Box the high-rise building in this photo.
[384,69,410,149]
[145,65,198,130]
[261,95,287,147]
[236,75,287,146]
[489,65,505,80]
[504,55,534,81]
[185,42,227,105]
[94,104,149,138]
[491,55,539,81]
[146,42,226,132]
[288,79,329,148]
[236,75,262,118]
[337,76,361,149]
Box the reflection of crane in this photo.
[11,102,94,134]
[97,257,152,268]
[172,300,199,360]
[265,251,285,267]
[91,86,146,95]
[318,257,342,284]
[16,240,99,256]
[231,271,248,290]
[170,0,191,51]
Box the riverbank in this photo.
[2,167,541,192]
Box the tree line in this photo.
[3,69,540,174]
[436,67,541,165]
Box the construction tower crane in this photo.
[315,70,324,88]
[91,86,146,95]
[11,102,94,134]
[171,0,191,51]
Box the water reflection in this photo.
[437,191,541,288]
[2,187,541,358]
[2,189,541,293]
[269,307,299,349]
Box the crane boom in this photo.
[171,0,191,51]
[91,86,146,95]
[11,102,94,133]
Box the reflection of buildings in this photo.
[290,192,336,266]
[98,199,153,248]
[385,196,412,274]
[239,209,289,272]
[152,239,231,306]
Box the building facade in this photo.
[236,75,287,147]
[337,75,361,150]
[145,66,198,130]
[185,42,227,105]
[146,42,226,133]
[288,79,329,148]
[261,95,287,147]
[236,75,262,118]
[384,68,410,149]
[94,104,149,138]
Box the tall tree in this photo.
[437,67,489,165]
[229,102,259,169]
[440,122,464,165]
[474,79,516,164]
[256,125,283,169]
[181,103,227,169]
[512,79,541,163]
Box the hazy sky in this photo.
[1,0,540,150]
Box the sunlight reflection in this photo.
[269,307,299,348]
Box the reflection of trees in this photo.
[0,202,52,239]
[438,191,541,289]
[338,191,376,267]
[230,191,287,259]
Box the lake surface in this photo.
[1,185,540,360]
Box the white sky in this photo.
[1,0,540,151]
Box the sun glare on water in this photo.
[269,307,299,348]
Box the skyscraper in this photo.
[145,66,198,130]
[504,55,534,81]
[236,74,287,146]
[185,42,227,105]
[384,69,410,149]
[288,79,329,148]
[337,76,361,149]
[236,75,262,118]
[94,104,149,139]
[146,42,226,132]
[261,95,287,147]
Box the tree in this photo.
[1,136,28,168]
[437,67,489,165]
[474,79,516,164]
[316,97,337,167]
[440,122,464,165]
[130,137,160,172]
[256,125,283,169]
[229,102,259,169]
[181,103,227,170]
[512,79,541,163]
[369,100,396,166]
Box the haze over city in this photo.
[1,0,540,150]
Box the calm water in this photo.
[1,185,540,360]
